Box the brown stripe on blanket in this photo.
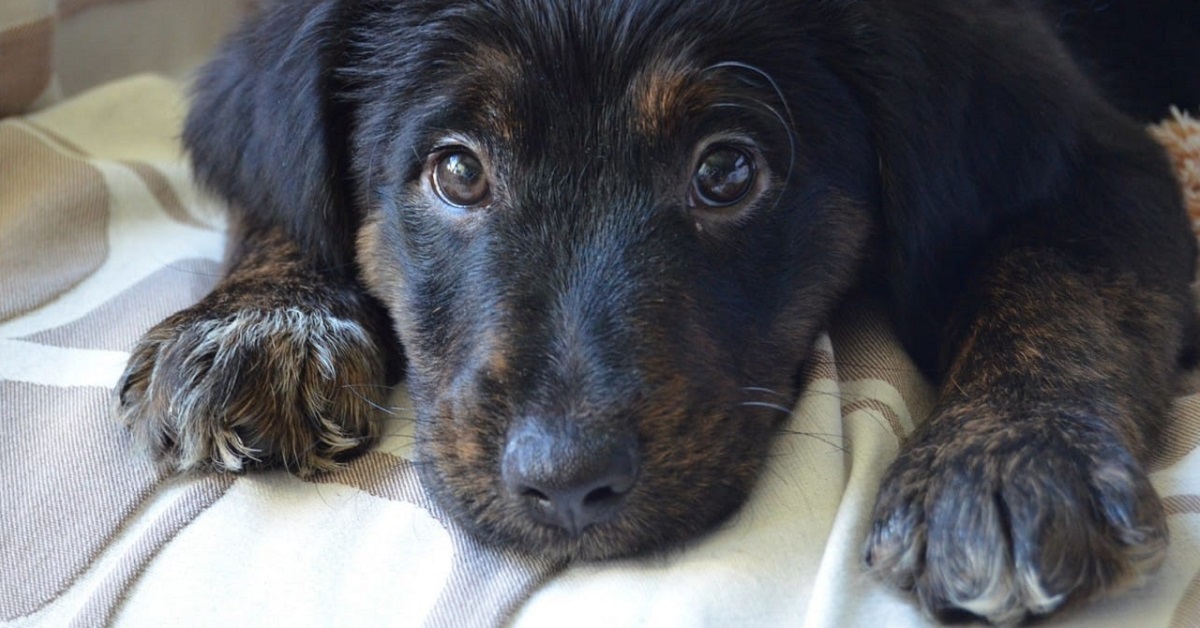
[842,398,908,441]
[17,118,88,156]
[0,382,161,621]
[1147,395,1200,472]
[58,0,124,19]
[23,258,220,352]
[56,0,168,20]
[57,0,262,20]
[829,299,917,383]
[828,299,933,416]
[70,474,236,627]
[20,121,210,228]
[313,452,568,628]
[0,17,53,117]
[1163,495,1200,516]
[121,161,211,228]
[0,124,108,322]
[800,347,838,384]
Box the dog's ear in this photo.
[183,0,356,268]
[837,7,1126,372]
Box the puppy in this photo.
[116,0,1200,623]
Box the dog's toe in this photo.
[865,408,1168,625]
[116,302,389,476]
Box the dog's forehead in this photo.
[459,42,711,143]
[414,3,767,147]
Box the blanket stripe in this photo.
[2,61,1200,628]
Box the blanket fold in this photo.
[3,74,1200,628]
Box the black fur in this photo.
[119,0,1199,623]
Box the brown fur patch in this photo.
[629,55,698,137]
[866,247,1184,623]
[117,223,394,476]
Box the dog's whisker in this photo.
[773,428,849,453]
[737,400,796,415]
[343,386,407,417]
[705,60,798,197]
[341,382,399,391]
[741,386,790,399]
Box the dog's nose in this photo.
[502,420,638,537]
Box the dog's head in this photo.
[196,0,1080,561]
[345,0,876,559]
[189,0,902,561]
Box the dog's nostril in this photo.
[583,486,618,507]
[522,487,552,506]
[502,421,638,537]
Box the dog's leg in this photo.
[864,243,1189,623]
[116,221,393,477]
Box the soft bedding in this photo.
[3,5,1200,628]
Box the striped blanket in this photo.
[3,3,1200,626]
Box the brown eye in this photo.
[432,150,490,208]
[691,145,755,209]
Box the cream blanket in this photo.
[2,15,1200,627]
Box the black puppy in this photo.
[117,0,1200,623]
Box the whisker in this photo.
[774,429,849,453]
[741,386,790,399]
[162,263,223,279]
[794,388,865,403]
[704,60,798,206]
[344,386,405,417]
[738,400,796,415]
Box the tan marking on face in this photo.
[633,69,691,136]
[356,214,402,305]
[629,54,706,137]
[484,334,511,380]
[467,46,523,143]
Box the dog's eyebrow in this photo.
[629,58,711,137]
[469,45,522,83]
[459,45,523,143]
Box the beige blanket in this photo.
[3,6,1200,627]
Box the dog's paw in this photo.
[864,407,1167,625]
[116,300,390,477]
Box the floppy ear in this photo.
[836,4,1188,373]
[183,0,357,269]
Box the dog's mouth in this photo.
[409,379,786,561]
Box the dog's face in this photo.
[352,0,876,559]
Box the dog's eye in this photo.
[691,145,756,209]
[432,150,491,208]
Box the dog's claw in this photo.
[865,408,1167,625]
[117,300,389,477]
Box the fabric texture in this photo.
[0,0,250,117]
[3,7,1200,626]
[1153,108,1200,232]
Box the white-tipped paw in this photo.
[117,303,389,477]
[865,416,1167,625]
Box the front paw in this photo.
[864,407,1167,625]
[116,299,390,477]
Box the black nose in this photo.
[502,419,638,537]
